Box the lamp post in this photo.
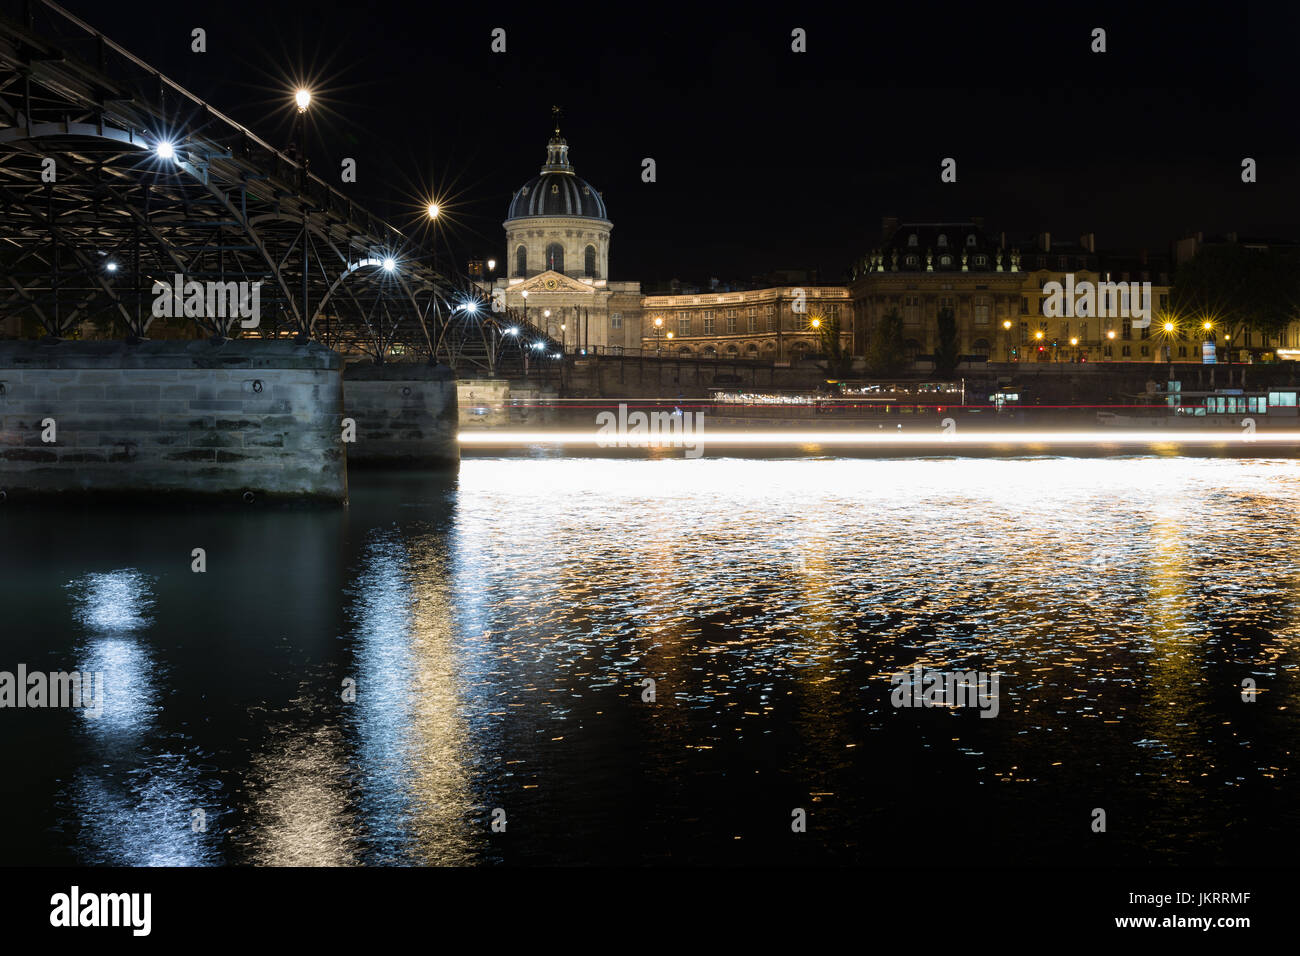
[654,315,663,356]
[1070,336,1079,363]
[521,289,529,327]
[1002,319,1013,363]
[293,89,312,344]
[426,202,440,277]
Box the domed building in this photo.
[504,127,610,280]
[489,117,642,354]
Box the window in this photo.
[974,298,989,326]
[544,242,564,272]
[726,315,737,333]
[938,234,949,248]
[1122,344,1131,356]
[610,313,622,329]
[940,255,953,267]
[1269,391,1298,407]
[1019,321,1029,344]
[975,255,987,267]
[904,295,921,325]
[908,234,918,247]
[767,305,777,332]
[747,314,758,333]
[1021,297,1029,314]
[967,234,977,247]
[678,316,691,336]
[906,255,918,267]
[703,311,715,334]
[1140,345,1149,356]
[514,245,527,277]
[584,245,597,277]
[1122,318,1132,339]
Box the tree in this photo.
[935,306,960,378]
[1172,244,1300,346]
[867,307,907,375]
[814,312,853,377]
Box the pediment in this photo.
[514,270,597,295]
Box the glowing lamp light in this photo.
[1034,331,1044,340]
[654,316,663,328]
[1070,337,1078,346]
[382,257,396,271]
[295,89,312,112]
[427,203,439,220]
[105,262,118,273]
[463,300,478,313]
[506,327,519,335]
[1203,321,1213,331]
[1002,320,1012,330]
[1107,330,1116,340]
[155,140,176,160]
[1163,321,1175,333]
[487,259,496,271]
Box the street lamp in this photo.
[654,315,664,355]
[295,89,311,112]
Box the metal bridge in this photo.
[0,0,556,372]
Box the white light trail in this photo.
[458,429,1300,447]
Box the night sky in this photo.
[58,1,1300,286]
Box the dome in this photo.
[506,128,609,222]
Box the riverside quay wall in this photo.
[341,361,459,467]
[0,339,346,502]
[555,354,1300,404]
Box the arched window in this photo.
[937,234,949,248]
[966,234,977,247]
[940,254,953,267]
[545,242,564,273]
[584,245,597,277]
[908,234,918,247]
[514,245,527,277]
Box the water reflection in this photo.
[64,570,219,866]
[5,456,1300,865]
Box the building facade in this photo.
[639,286,851,361]
[850,219,1196,364]
[849,219,1023,361]
[487,122,642,352]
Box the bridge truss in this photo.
[0,0,557,373]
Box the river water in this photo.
[2,455,1299,865]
